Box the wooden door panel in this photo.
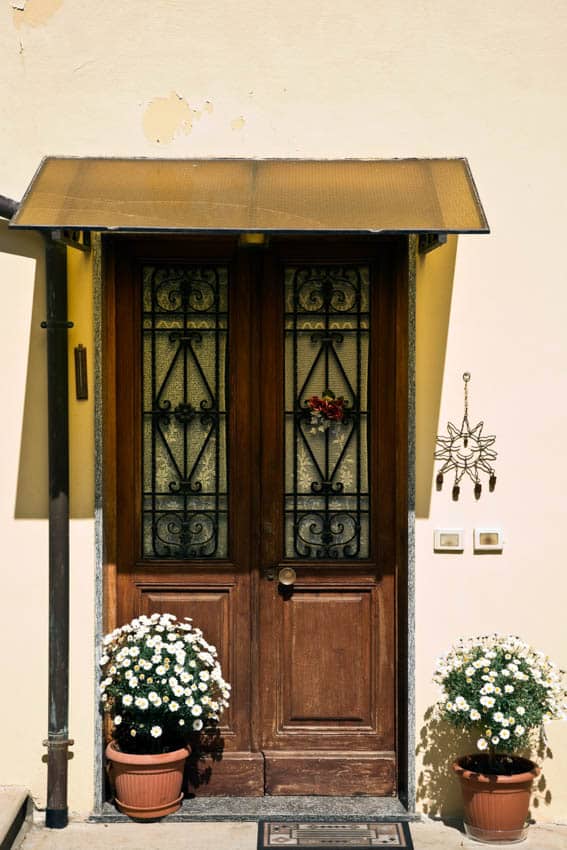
[112,238,263,795]
[258,239,399,795]
[284,587,373,725]
[138,583,235,732]
[264,752,395,796]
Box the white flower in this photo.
[455,696,468,710]
[178,718,185,726]
[169,701,180,712]
[515,725,526,736]
[122,694,133,706]
[480,696,496,708]
[500,728,511,740]
[129,647,140,657]
[465,666,476,677]
[128,677,138,688]
[192,718,203,731]
[191,704,203,716]
[199,670,210,682]
[493,712,504,723]
[156,665,166,676]
[173,685,185,697]
[99,654,109,666]
[477,737,488,751]
[114,715,122,725]
[517,706,525,715]
[470,709,481,721]
[481,683,495,695]
[198,682,208,692]
[134,697,148,710]
[505,685,515,694]
[491,736,500,745]
[150,726,162,738]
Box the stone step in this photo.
[0,788,31,850]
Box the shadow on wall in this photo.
[415,237,458,519]
[0,221,49,519]
[1,222,95,519]
[416,704,554,820]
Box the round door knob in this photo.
[278,566,297,586]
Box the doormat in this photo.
[258,821,414,849]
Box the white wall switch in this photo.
[434,529,464,552]
[474,528,504,553]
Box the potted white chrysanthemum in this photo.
[99,613,230,819]
[435,634,566,844]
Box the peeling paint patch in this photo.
[12,0,63,28]
[231,116,246,131]
[142,92,193,145]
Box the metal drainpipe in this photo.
[0,194,18,219]
[1,200,74,826]
[41,234,74,829]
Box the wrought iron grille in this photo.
[284,266,370,559]
[142,265,228,558]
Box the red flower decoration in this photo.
[306,391,346,424]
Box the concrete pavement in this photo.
[18,818,567,850]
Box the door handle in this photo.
[262,566,297,585]
[277,566,297,586]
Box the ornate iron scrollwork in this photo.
[284,266,370,559]
[142,265,228,558]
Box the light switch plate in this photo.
[434,529,464,552]
[474,528,504,552]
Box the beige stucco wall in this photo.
[0,0,566,818]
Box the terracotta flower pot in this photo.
[453,754,540,844]
[106,741,190,820]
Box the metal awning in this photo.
[10,157,488,234]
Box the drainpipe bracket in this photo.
[42,737,75,762]
[40,320,74,330]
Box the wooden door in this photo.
[108,235,405,797]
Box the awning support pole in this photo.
[41,235,74,829]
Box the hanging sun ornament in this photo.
[435,373,497,501]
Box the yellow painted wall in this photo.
[0,0,566,818]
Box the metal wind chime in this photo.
[435,372,497,500]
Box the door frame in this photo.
[93,232,413,810]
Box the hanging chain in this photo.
[462,372,470,425]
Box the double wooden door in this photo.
[110,235,405,796]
